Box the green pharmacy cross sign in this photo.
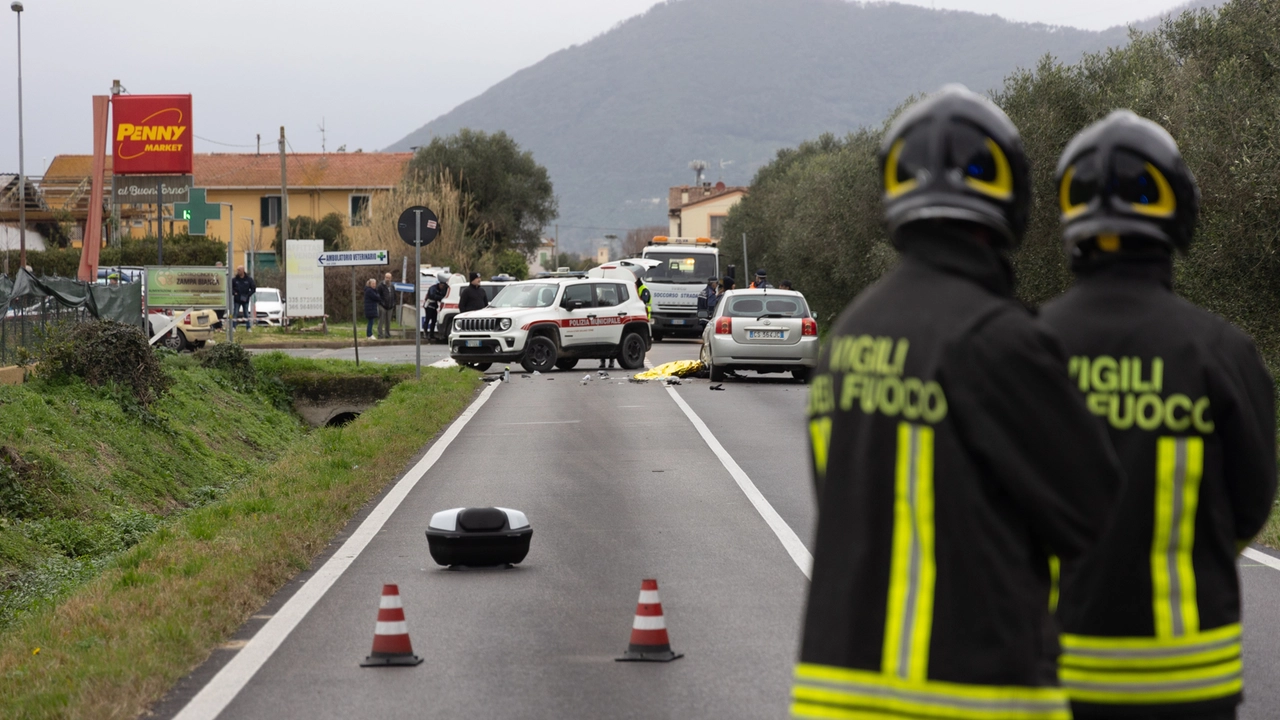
[173,188,222,236]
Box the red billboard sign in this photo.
[111,94,193,175]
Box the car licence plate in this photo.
[465,340,482,347]
[197,317,208,325]
[672,319,686,325]
[748,330,783,339]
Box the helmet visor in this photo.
[1111,150,1176,218]
[948,121,1013,201]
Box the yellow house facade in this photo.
[41,152,411,260]
[667,182,747,240]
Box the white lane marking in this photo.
[497,420,581,426]
[661,384,813,579]
[1243,547,1280,572]
[429,357,458,369]
[173,381,501,720]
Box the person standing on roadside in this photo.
[424,271,450,341]
[232,266,256,332]
[362,278,380,340]
[1040,111,1276,720]
[792,85,1124,720]
[378,272,396,339]
[709,275,734,316]
[459,272,488,314]
[750,268,772,289]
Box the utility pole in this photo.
[554,223,559,269]
[279,126,288,296]
[13,1,26,271]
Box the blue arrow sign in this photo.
[316,250,389,267]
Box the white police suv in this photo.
[449,278,651,373]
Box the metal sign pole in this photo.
[226,204,234,344]
[351,266,360,366]
[414,209,422,380]
[742,232,749,280]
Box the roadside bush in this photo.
[34,320,171,407]
[197,342,257,392]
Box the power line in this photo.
[194,134,260,148]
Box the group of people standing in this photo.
[795,85,1275,720]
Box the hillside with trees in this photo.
[388,0,1144,247]
[721,0,1280,368]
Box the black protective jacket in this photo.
[458,284,488,314]
[794,225,1124,720]
[1039,259,1276,718]
[231,274,256,303]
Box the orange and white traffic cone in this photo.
[360,584,424,667]
[616,578,683,662]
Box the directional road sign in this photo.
[316,250,389,267]
[397,206,439,247]
[173,188,221,235]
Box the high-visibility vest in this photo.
[637,283,651,319]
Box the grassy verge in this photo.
[1259,502,1280,550]
[0,361,481,718]
[231,318,420,346]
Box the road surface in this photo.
[160,339,1279,719]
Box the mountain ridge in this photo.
[388,0,1213,249]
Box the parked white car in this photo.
[699,289,820,382]
[251,287,288,326]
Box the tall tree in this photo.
[406,129,557,256]
[622,225,667,258]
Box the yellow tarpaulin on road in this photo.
[633,360,704,380]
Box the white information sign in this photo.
[286,239,325,318]
[317,249,390,267]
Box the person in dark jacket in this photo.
[1039,111,1276,720]
[378,272,395,339]
[792,85,1124,720]
[362,278,380,339]
[424,272,450,341]
[458,272,488,314]
[231,266,256,331]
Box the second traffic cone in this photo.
[360,584,424,667]
[616,578,683,662]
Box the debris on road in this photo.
[426,507,532,567]
[710,384,724,391]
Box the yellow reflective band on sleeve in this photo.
[1048,555,1060,613]
[882,423,936,683]
[791,663,1070,720]
[810,417,832,479]
[1151,436,1203,639]
[1059,625,1242,706]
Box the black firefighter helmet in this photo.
[879,84,1031,246]
[1056,110,1199,260]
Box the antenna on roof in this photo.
[689,160,707,186]
[318,117,326,154]
[718,158,733,181]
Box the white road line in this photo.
[661,384,813,579]
[498,420,581,425]
[173,381,502,720]
[1243,547,1280,572]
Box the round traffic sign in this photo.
[397,206,440,247]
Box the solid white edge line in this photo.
[661,384,814,579]
[172,380,502,720]
[1243,547,1280,572]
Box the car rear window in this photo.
[723,295,808,318]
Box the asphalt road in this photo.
[169,338,1280,719]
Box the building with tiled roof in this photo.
[667,182,748,240]
[28,152,411,251]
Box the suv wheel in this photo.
[618,332,646,370]
[521,336,558,373]
[554,358,579,371]
[161,330,187,352]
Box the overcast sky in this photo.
[0,0,1193,174]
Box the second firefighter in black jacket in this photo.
[1040,110,1277,719]
[793,86,1125,720]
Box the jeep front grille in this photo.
[456,317,503,333]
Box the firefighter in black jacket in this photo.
[1040,111,1276,720]
[793,85,1125,720]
